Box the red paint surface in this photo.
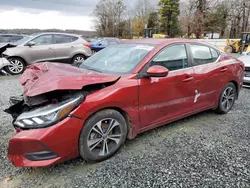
[8,39,244,167]
[20,62,120,97]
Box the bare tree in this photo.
[133,0,154,27]
[93,0,126,37]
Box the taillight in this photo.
[83,43,91,48]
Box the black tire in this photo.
[5,57,25,75]
[91,49,97,54]
[215,82,237,114]
[79,109,128,162]
[71,54,86,66]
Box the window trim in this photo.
[52,34,79,44]
[186,43,221,67]
[138,43,192,78]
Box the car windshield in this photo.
[14,36,33,45]
[80,44,155,74]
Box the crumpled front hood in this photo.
[20,62,120,97]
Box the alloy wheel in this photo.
[221,87,235,111]
[74,56,85,64]
[87,118,122,156]
[8,59,24,74]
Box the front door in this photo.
[26,34,55,63]
[138,44,196,129]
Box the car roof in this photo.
[121,38,194,45]
[121,38,219,49]
[32,32,81,37]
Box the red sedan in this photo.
[5,39,244,167]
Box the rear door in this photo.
[53,34,79,62]
[26,34,55,63]
[187,43,226,110]
[138,43,196,129]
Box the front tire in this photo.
[79,109,128,162]
[215,82,237,114]
[5,57,25,75]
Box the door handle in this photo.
[220,67,228,72]
[183,76,194,82]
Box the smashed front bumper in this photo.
[8,116,84,167]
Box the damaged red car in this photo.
[5,39,244,167]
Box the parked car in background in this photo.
[90,37,120,53]
[238,55,250,88]
[0,34,26,44]
[5,39,244,167]
[2,33,92,75]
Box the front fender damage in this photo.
[4,62,120,122]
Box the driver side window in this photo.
[150,44,188,71]
[31,35,53,46]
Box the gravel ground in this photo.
[0,76,250,188]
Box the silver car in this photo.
[3,33,92,75]
[238,55,250,88]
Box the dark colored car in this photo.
[5,39,244,167]
[90,37,120,53]
[0,34,25,43]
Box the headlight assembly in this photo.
[14,94,84,129]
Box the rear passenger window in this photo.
[151,44,188,71]
[54,35,78,44]
[190,44,218,66]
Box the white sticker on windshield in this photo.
[135,45,154,51]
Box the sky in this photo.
[0,0,160,31]
[0,0,101,31]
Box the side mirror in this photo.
[98,43,102,46]
[27,41,35,47]
[145,65,169,78]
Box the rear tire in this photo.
[71,54,86,66]
[79,109,128,162]
[5,57,25,75]
[215,82,237,114]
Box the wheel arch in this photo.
[71,53,87,60]
[8,56,27,65]
[81,106,134,140]
[229,80,239,99]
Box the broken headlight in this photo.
[14,95,83,129]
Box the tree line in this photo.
[93,0,250,39]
